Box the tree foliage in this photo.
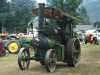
[78,6,90,24]
[0,0,9,32]
[0,0,36,33]
[0,0,83,33]
[94,21,100,28]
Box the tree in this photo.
[94,21,100,28]
[0,0,9,32]
[78,6,90,24]
[47,0,64,9]
[0,0,9,12]
[7,0,36,33]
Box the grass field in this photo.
[0,44,100,75]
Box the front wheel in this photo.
[45,49,57,72]
[18,47,30,70]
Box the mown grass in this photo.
[0,54,17,61]
[0,44,100,75]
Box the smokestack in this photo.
[38,3,45,29]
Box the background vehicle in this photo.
[92,29,100,42]
[84,29,100,44]
[0,39,6,56]
[0,34,20,54]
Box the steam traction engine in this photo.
[18,3,81,72]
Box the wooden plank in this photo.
[32,7,81,22]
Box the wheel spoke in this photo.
[22,61,25,68]
[45,50,56,72]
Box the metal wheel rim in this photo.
[20,49,30,70]
[47,52,56,72]
[73,40,80,65]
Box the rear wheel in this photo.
[65,38,81,67]
[45,49,57,72]
[18,47,30,70]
